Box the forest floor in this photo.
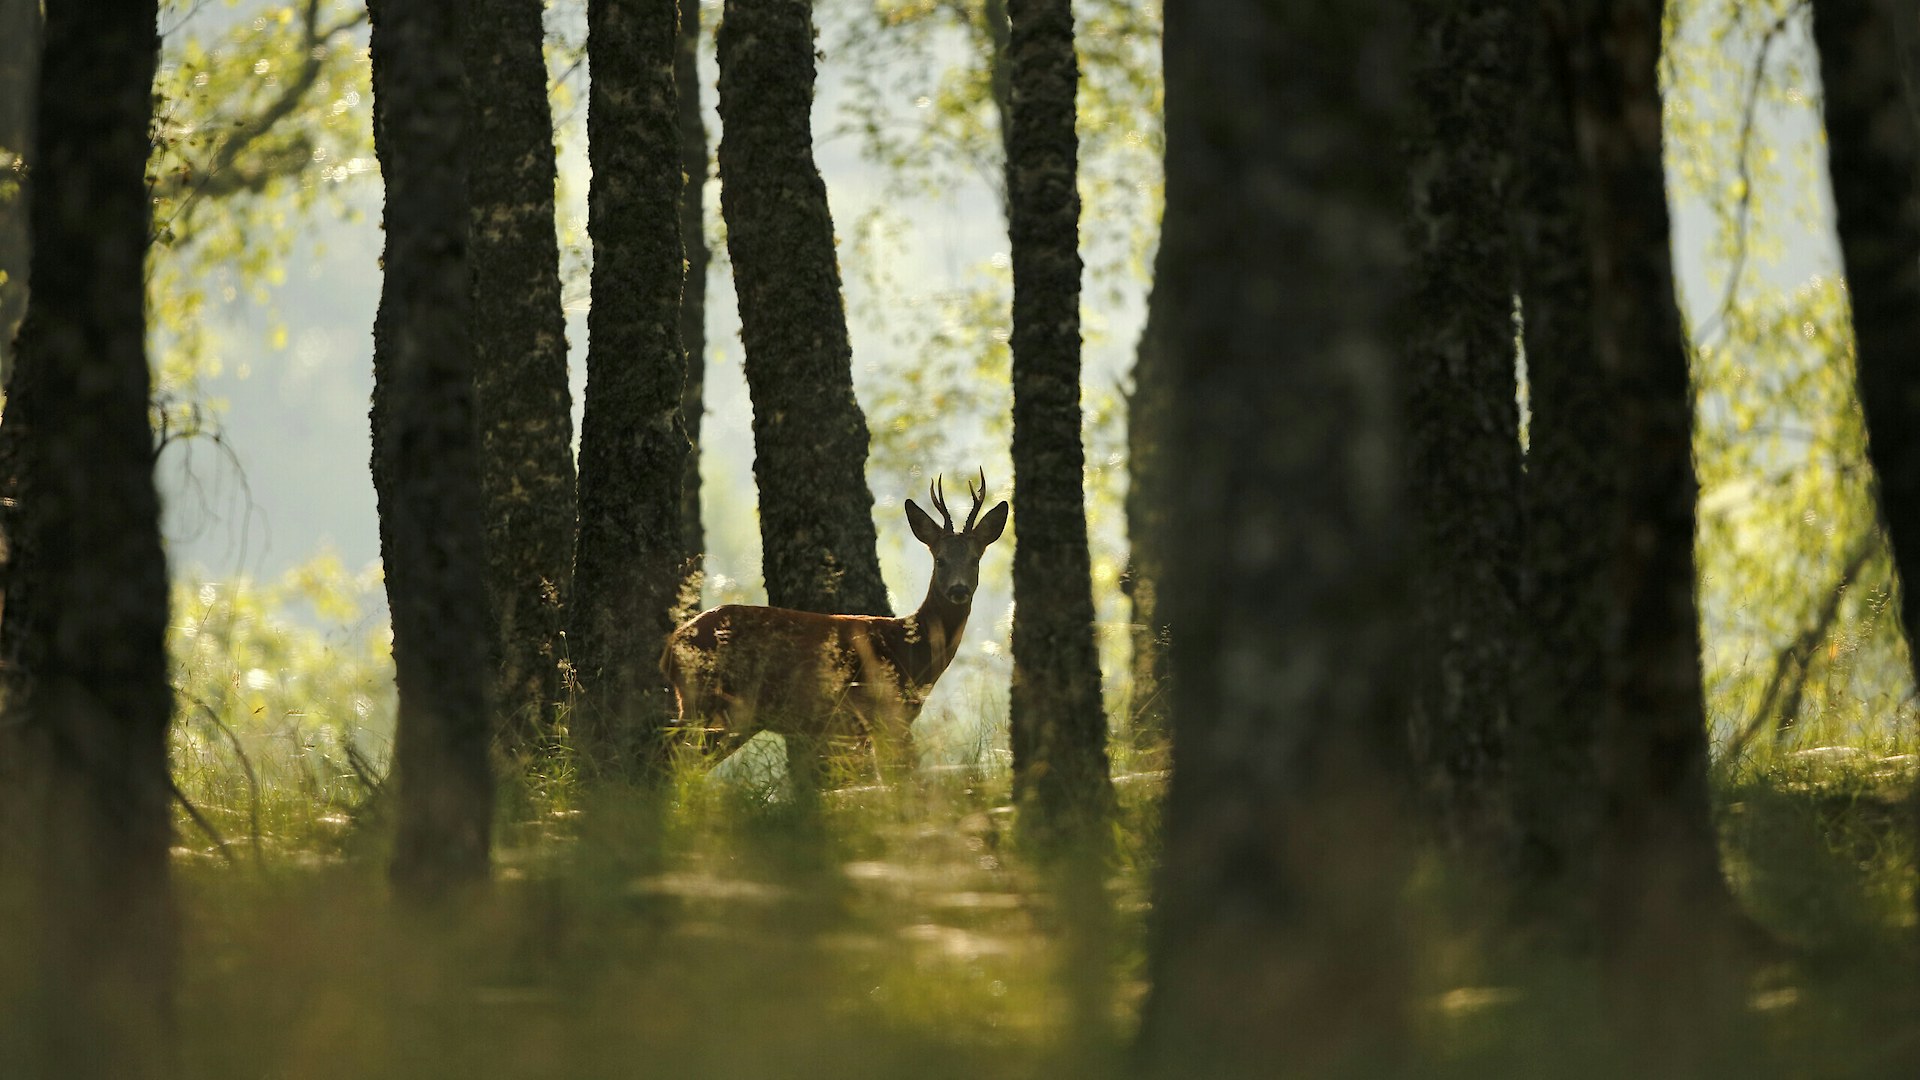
[169,749,1156,1079]
[143,728,1920,1079]
[119,563,1920,1073]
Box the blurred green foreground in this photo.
[4,561,1912,1079]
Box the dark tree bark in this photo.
[1003,0,1110,823]
[0,1,175,1072]
[1814,0,1920,739]
[1404,0,1527,859]
[1136,3,1414,1075]
[982,0,1014,171]
[0,0,37,389]
[1563,0,1745,1006]
[716,0,889,617]
[1123,256,1171,749]
[368,0,496,897]
[468,0,577,762]
[1509,0,1609,920]
[0,0,40,618]
[570,0,689,768]
[677,0,710,614]
[1811,0,1920,935]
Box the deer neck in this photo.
[902,583,972,688]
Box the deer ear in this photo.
[905,499,945,545]
[973,501,1009,547]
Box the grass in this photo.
[148,716,1920,1079]
[20,563,1920,1076]
[169,753,1152,1079]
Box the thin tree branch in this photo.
[152,0,369,233]
[1724,533,1877,759]
[185,692,265,861]
[1693,0,1810,346]
[170,777,239,866]
[161,0,219,40]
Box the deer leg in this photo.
[783,733,833,803]
[674,684,755,765]
[701,725,752,764]
[868,707,919,786]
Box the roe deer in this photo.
[661,470,1009,779]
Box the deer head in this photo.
[905,468,1009,607]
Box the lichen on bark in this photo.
[571,0,693,767]
[368,0,496,896]
[716,0,889,618]
[468,0,577,761]
[1004,0,1111,823]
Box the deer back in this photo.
[662,604,926,739]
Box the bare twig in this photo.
[154,410,270,581]
[1693,0,1811,346]
[1724,533,1877,758]
[186,692,264,860]
[171,779,239,865]
[344,739,385,797]
[550,52,590,131]
[160,0,218,40]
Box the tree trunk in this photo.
[1813,0,1920,718]
[0,1,175,1072]
[1136,3,1414,1075]
[468,0,577,763]
[982,0,1013,169]
[0,0,40,598]
[1810,0,1920,938]
[677,0,710,615]
[715,0,889,617]
[1563,0,1745,1015]
[1509,0,1609,922]
[570,0,689,768]
[1123,255,1171,751]
[1404,0,1527,860]
[1004,0,1110,824]
[368,0,495,898]
[0,0,37,389]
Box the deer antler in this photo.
[929,475,955,533]
[965,467,987,533]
